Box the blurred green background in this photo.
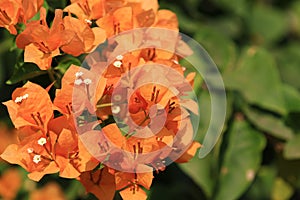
[1,0,300,199]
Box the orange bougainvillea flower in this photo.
[60,15,106,56]
[79,167,116,200]
[16,8,63,70]
[1,116,98,181]
[20,0,44,23]
[115,171,153,200]
[0,0,21,34]
[0,168,22,200]
[54,64,107,118]
[3,81,54,132]
[0,0,43,35]
[30,182,65,200]
[96,6,133,38]
[64,0,105,21]
[1,81,98,181]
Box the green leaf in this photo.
[224,47,286,115]
[180,147,218,198]
[243,106,294,140]
[284,134,300,159]
[194,26,237,71]
[242,166,277,199]
[282,84,300,113]
[215,0,250,17]
[271,178,293,200]
[247,5,287,45]
[6,63,48,85]
[214,120,266,200]
[275,42,300,90]
[54,55,81,74]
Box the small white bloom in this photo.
[22,94,29,99]
[112,105,121,114]
[113,60,122,68]
[74,79,83,85]
[116,55,124,60]
[14,96,23,103]
[75,71,84,78]
[113,94,122,101]
[182,67,186,71]
[27,148,34,154]
[84,78,92,85]
[33,155,41,164]
[173,59,179,65]
[38,137,47,146]
[85,19,92,25]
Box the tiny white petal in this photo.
[182,67,186,71]
[113,60,122,68]
[27,148,34,154]
[116,55,123,60]
[33,155,41,164]
[173,59,179,64]
[75,79,83,85]
[15,97,23,103]
[84,78,92,85]
[38,137,47,146]
[75,72,84,78]
[22,94,29,99]
[113,94,122,101]
[112,105,121,114]
[85,19,92,25]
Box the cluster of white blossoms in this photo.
[74,71,92,86]
[14,94,29,103]
[26,137,47,164]
[113,55,124,68]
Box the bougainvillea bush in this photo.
[0,0,202,199]
[1,0,300,200]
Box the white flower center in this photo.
[116,55,124,60]
[75,79,83,85]
[75,71,84,78]
[113,60,122,68]
[38,137,47,146]
[33,155,41,164]
[27,148,34,154]
[84,78,92,85]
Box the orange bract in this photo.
[16,8,63,69]
[3,81,53,131]
[79,167,116,200]
[0,0,43,34]
[0,0,21,34]
[64,0,105,21]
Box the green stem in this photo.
[47,68,59,88]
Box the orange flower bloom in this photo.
[0,0,43,34]
[20,0,44,23]
[0,0,21,34]
[1,81,98,181]
[64,0,105,21]
[79,167,116,200]
[60,15,106,56]
[16,8,63,70]
[116,170,153,200]
[3,81,54,132]
[96,6,133,38]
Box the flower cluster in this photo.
[1,0,201,200]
